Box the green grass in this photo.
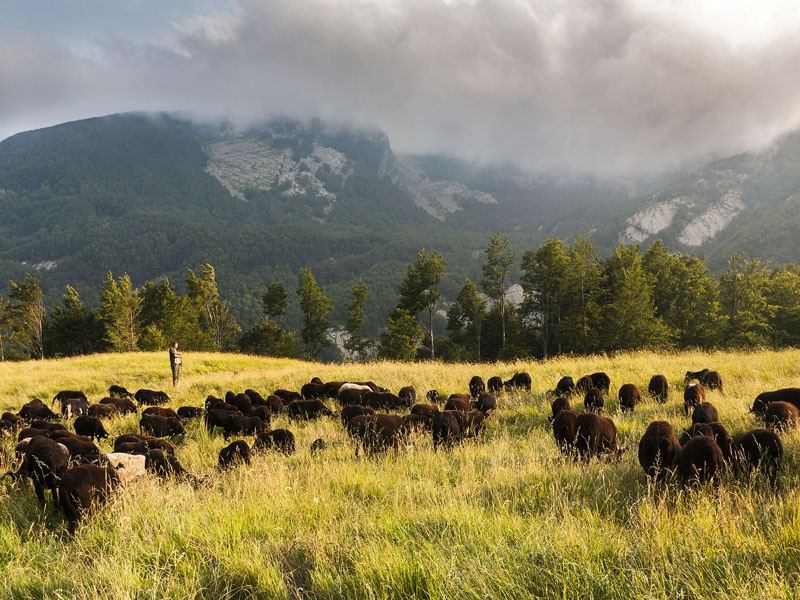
[1,349,800,599]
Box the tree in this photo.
[100,272,142,352]
[138,278,211,351]
[521,238,569,357]
[44,285,105,357]
[378,309,424,361]
[398,248,447,359]
[560,236,603,353]
[0,298,10,362]
[446,278,487,361]
[344,279,373,361]
[8,274,46,360]
[766,265,800,347]
[187,264,239,351]
[718,253,772,347]
[600,244,671,350]
[481,231,516,351]
[238,318,302,358]
[262,282,288,327]
[297,268,333,360]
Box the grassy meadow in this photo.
[1,349,800,599]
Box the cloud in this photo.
[3,0,800,177]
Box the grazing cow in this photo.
[701,371,723,393]
[88,404,115,419]
[310,377,323,385]
[685,369,710,383]
[53,391,89,419]
[244,389,268,407]
[310,438,327,454]
[707,422,733,461]
[504,372,532,392]
[57,437,101,464]
[220,415,266,441]
[732,429,783,488]
[109,385,134,399]
[445,394,472,413]
[205,409,240,435]
[273,389,302,404]
[99,396,137,414]
[402,414,433,435]
[51,430,91,442]
[18,427,51,442]
[468,376,485,398]
[74,416,110,441]
[432,411,462,451]
[134,389,169,406]
[1,411,22,432]
[638,421,680,482]
[410,403,439,417]
[254,429,296,455]
[449,410,486,438]
[648,375,669,404]
[575,375,594,395]
[29,420,67,433]
[574,413,620,461]
[113,433,174,452]
[589,372,611,394]
[548,396,571,423]
[250,405,272,426]
[552,409,579,454]
[114,440,175,456]
[339,388,367,407]
[683,383,706,415]
[399,386,417,404]
[472,393,497,416]
[338,383,372,399]
[264,395,283,414]
[59,464,118,533]
[340,405,375,426]
[364,392,410,412]
[105,453,146,484]
[426,390,441,404]
[618,384,641,413]
[555,376,575,395]
[301,382,327,400]
[751,388,800,417]
[228,393,252,415]
[348,414,404,455]
[287,399,333,421]
[177,406,203,420]
[219,441,251,469]
[764,401,800,431]
[139,415,185,438]
[584,387,604,413]
[142,407,179,419]
[691,402,719,424]
[323,382,347,398]
[487,376,503,394]
[678,423,714,446]
[18,399,59,422]
[3,437,69,505]
[205,397,239,413]
[144,449,195,483]
[677,435,724,486]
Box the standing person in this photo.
[169,341,182,386]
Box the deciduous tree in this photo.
[481,231,516,351]
[398,248,446,359]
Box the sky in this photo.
[2,0,800,178]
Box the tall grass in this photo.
[1,349,799,599]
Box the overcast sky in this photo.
[2,0,800,177]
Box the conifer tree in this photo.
[100,272,142,352]
[8,274,46,359]
[297,268,333,360]
[481,231,516,351]
[344,279,373,360]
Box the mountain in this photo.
[0,112,638,333]
[617,131,800,268]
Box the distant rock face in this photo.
[620,198,687,244]
[677,191,745,247]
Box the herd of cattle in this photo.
[0,367,795,533]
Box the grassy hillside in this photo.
[1,350,800,599]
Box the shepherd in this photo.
[169,341,182,386]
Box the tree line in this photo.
[2,233,799,362]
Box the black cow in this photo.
[231,393,253,415]
[348,414,404,455]
[691,402,718,424]
[399,386,417,404]
[472,393,497,416]
[574,413,620,461]
[487,376,503,393]
[244,389,268,407]
[109,385,134,399]
[87,404,115,419]
[732,429,783,489]
[139,415,185,438]
[679,422,714,445]
[364,392,410,412]
[552,409,579,454]
[287,399,333,421]
[339,388,367,407]
[29,420,67,433]
[432,411,462,451]
[18,398,59,422]
[99,396,137,414]
[584,387,604,413]
[555,376,575,395]
[402,414,433,435]
[74,416,110,441]
[677,435,724,485]
[273,389,302,404]
[410,403,439,417]
[219,415,265,440]
[685,369,710,383]
[638,421,680,482]
[764,401,799,431]
[114,438,175,456]
[300,383,327,400]
[683,383,706,414]
[707,422,733,462]
[254,429,296,454]
[219,440,251,469]
[3,436,69,505]
[177,406,203,420]
[205,409,240,434]
[589,372,611,394]
[53,391,89,418]
[648,375,669,404]
[449,409,486,439]
[57,437,101,465]
[142,407,179,419]
[310,438,327,454]
[751,388,800,417]
[59,464,118,533]
[444,394,472,413]
[0,411,21,432]
[134,389,170,406]
[504,372,532,392]
[575,375,594,395]
[145,449,196,484]
[340,405,375,426]
[468,376,485,398]
[548,396,571,423]
[426,390,441,404]
[265,395,284,414]
[619,384,641,413]
[701,370,723,393]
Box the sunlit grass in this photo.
[1,349,799,598]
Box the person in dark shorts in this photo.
[169,341,182,386]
